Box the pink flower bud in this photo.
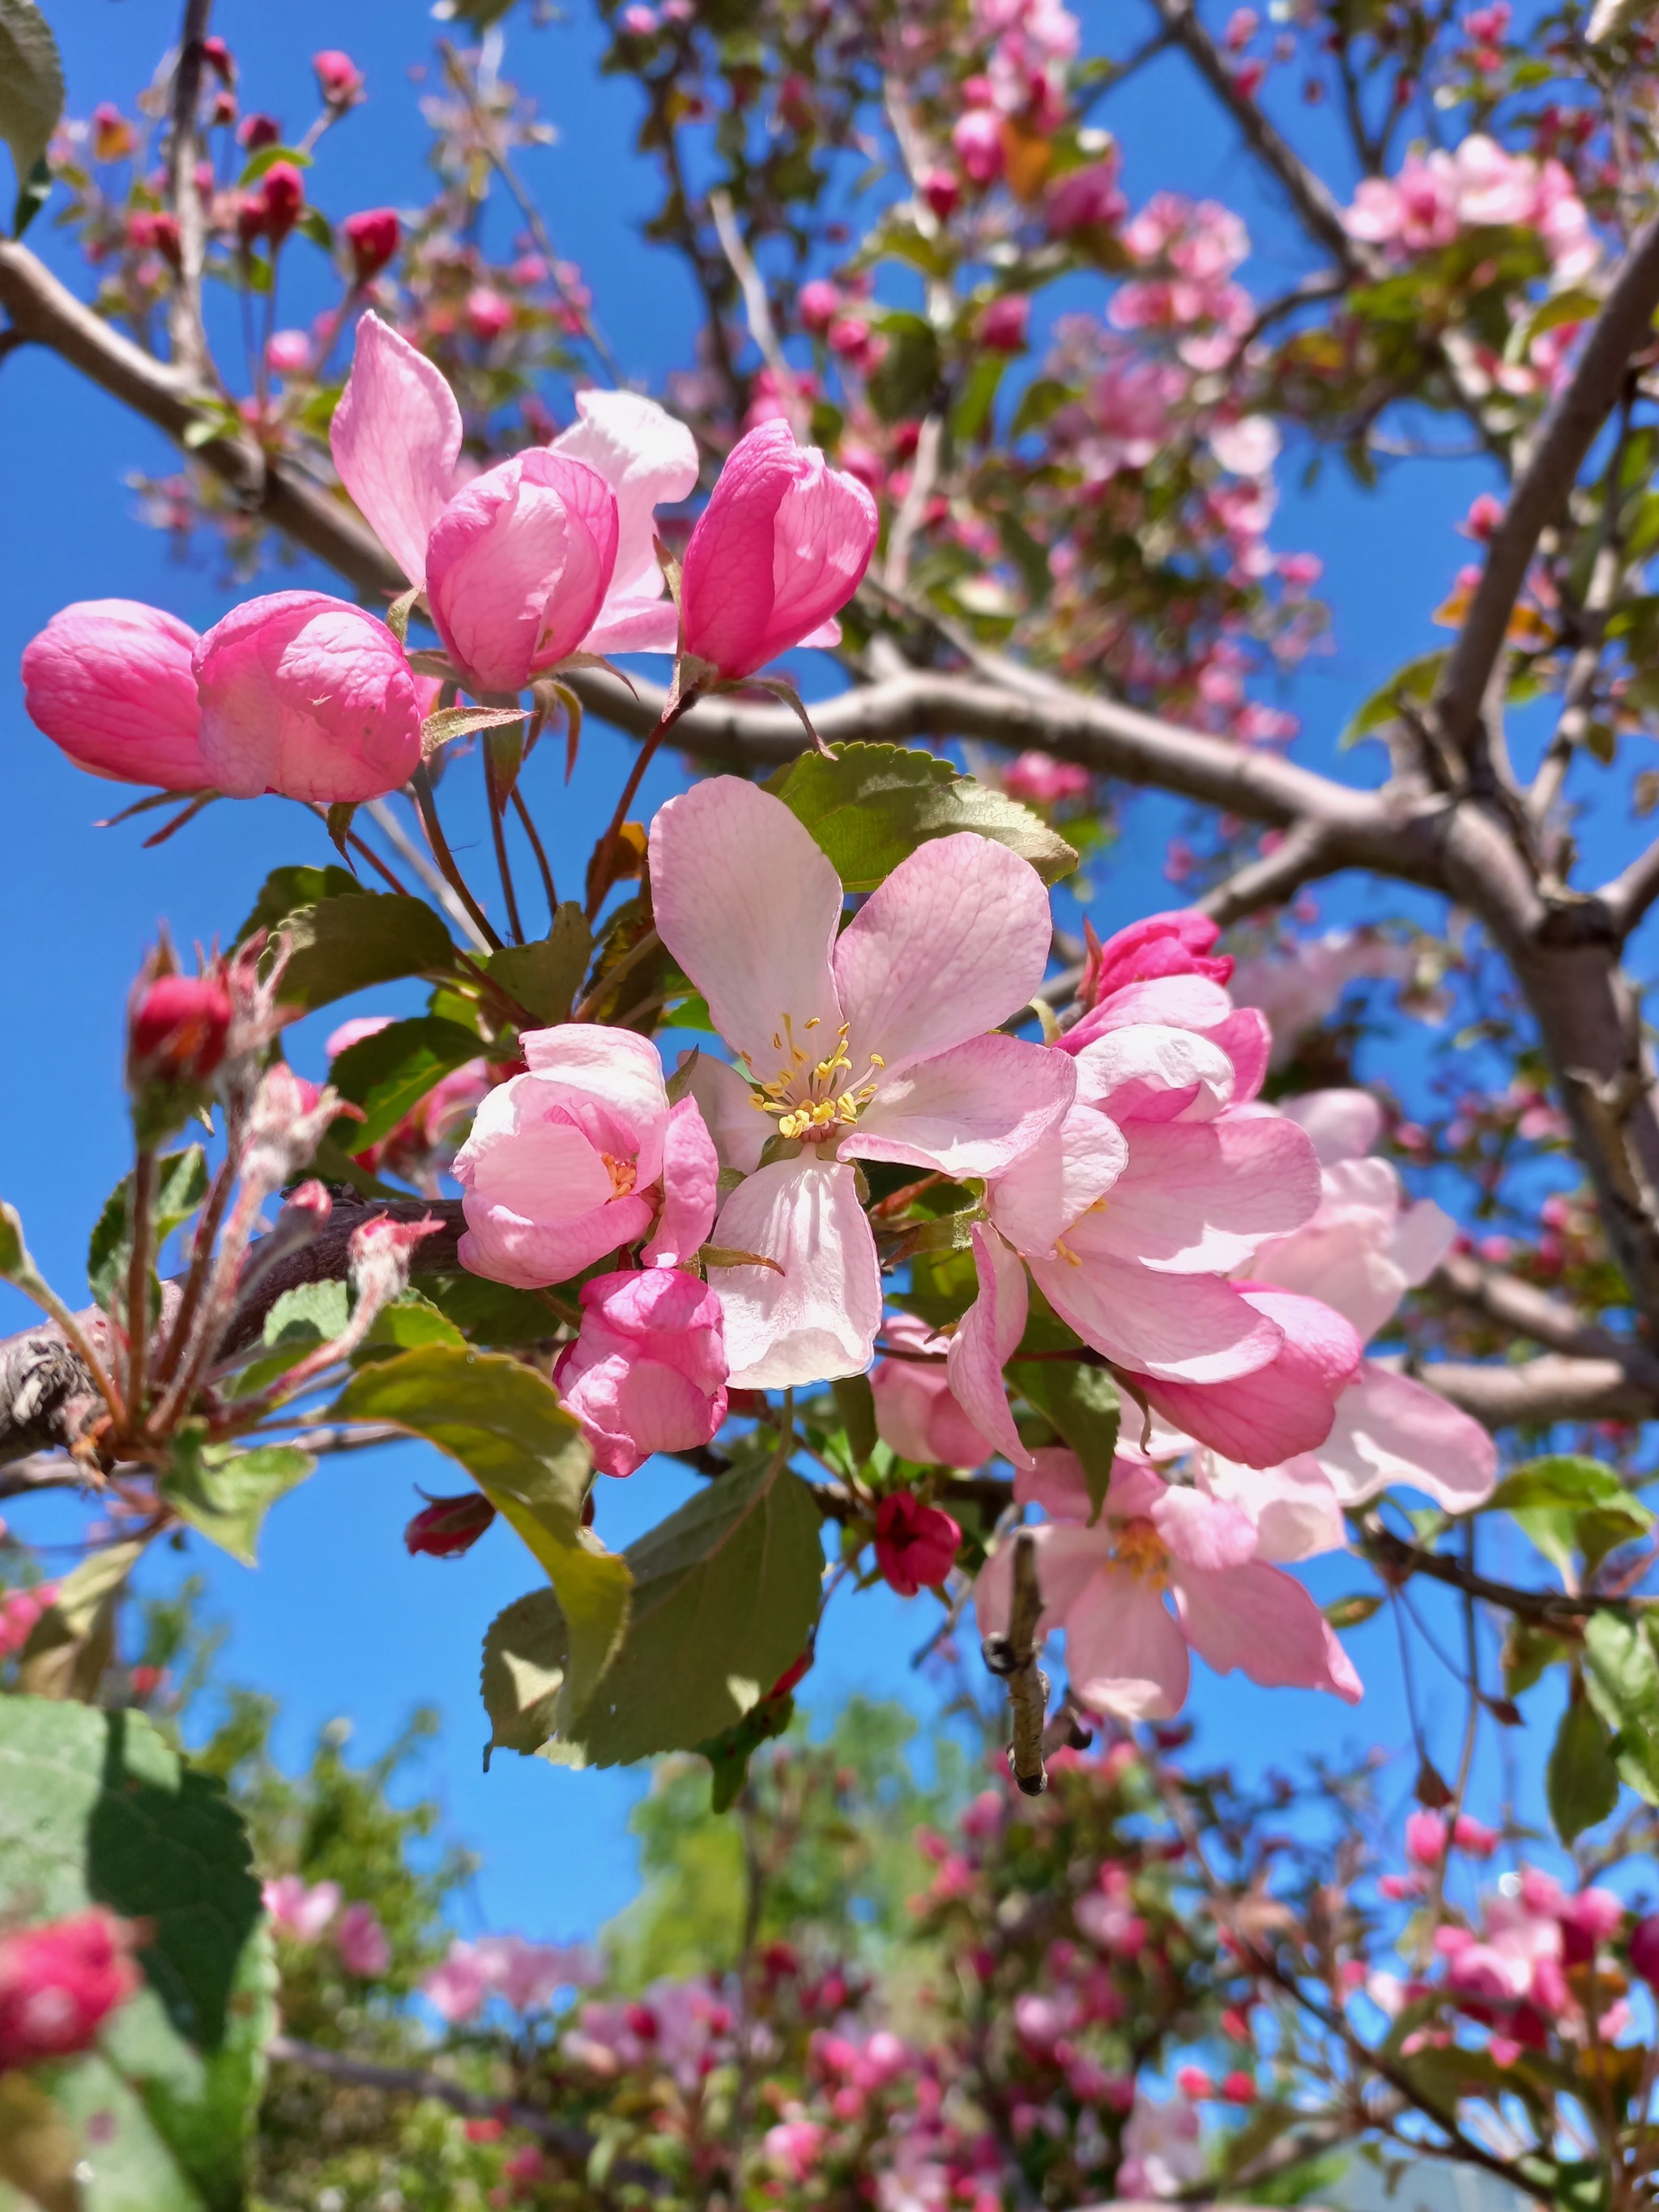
[335,1901,391,1976]
[465,285,514,340]
[952,108,1004,186]
[129,972,234,1089]
[192,590,424,802]
[0,1912,140,2070]
[1045,158,1127,237]
[798,278,842,333]
[679,420,877,679]
[313,49,365,106]
[405,1491,497,1558]
[425,451,620,695]
[1405,1809,1448,1865]
[237,113,281,151]
[348,1213,444,1313]
[22,599,207,790]
[259,161,305,245]
[977,295,1030,352]
[872,1493,961,1597]
[344,206,400,285]
[266,328,312,375]
[920,168,962,220]
[202,35,233,82]
[554,1268,728,1478]
[1629,1913,1659,1989]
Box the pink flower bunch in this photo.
[566,1978,736,2090]
[424,1935,600,2022]
[1000,752,1092,806]
[326,1015,489,1187]
[971,0,1080,127]
[1345,134,1596,281]
[0,1581,58,1660]
[262,1877,390,1976]
[0,1910,141,2071]
[1112,194,1253,368]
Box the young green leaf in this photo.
[1582,1611,1659,1804]
[1012,1360,1120,1522]
[484,903,594,1025]
[1546,1695,1621,1843]
[326,1015,484,1150]
[233,863,363,947]
[0,0,65,230]
[86,1146,208,1310]
[269,893,458,1011]
[160,1437,315,1566]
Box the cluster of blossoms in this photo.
[262,1875,393,1978]
[1345,134,1597,283]
[424,1933,600,2022]
[0,1910,140,2073]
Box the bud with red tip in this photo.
[258,163,305,246]
[404,1492,497,1558]
[237,112,281,151]
[313,49,365,107]
[1630,1914,1659,1989]
[344,207,400,286]
[127,943,236,1141]
[872,1493,962,1597]
[201,35,234,82]
[0,1911,142,2070]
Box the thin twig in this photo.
[981,1529,1050,1796]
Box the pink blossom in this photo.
[424,1940,491,2022]
[766,2120,828,2181]
[0,1582,57,1659]
[1081,908,1232,1005]
[454,1025,672,1287]
[872,1314,996,1467]
[1003,752,1090,805]
[1405,1810,1449,1866]
[1230,931,1414,1065]
[331,314,695,660]
[921,167,962,219]
[313,48,364,105]
[344,207,399,284]
[679,420,878,678]
[979,295,1030,351]
[1117,2088,1205,2197]
[192,590,423,803]
[1209,414,1280,477]
[0,1912,141,2070]
[798,279,842,332]
[873,1492,962,1596]
[953,107,1005,185]
[335,1901,391,1977]
[1137,1284,1363,1464]
[975,1447,1363,1718]
[22,599,208,791]
[554,1265,728,1477]
[263,1876,342,1941]
[1461,491,1506,540]
[473,1935,600,2010]
[1046,157,1126,237]
[649,778,1072,1384]
[266,327,311,374]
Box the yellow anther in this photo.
[804,1016,821,1030]
[870,1052,885,1068]
[1053,1238,1082,1268]
[1113,1518,1171,1586]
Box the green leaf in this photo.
[420,703,528,754]
[87,1147,208,1310]
[832,1374,878,1470]
[1012,1360,1119,1522]
[951,353,1004,445]
[418,1269,562,1345]
[333,1346,628,1721]
[353,1289,466,1363]
[20,1540,147,1700]
[0,0,64,229]
[1340,650,1445,748]
[262,1281,350,1349]
[555,1441,825,1768]
[1546,1696,1620,1843]
[1324,1593,1384,1629]
[1582,1612,1659,1803]
[867,313,940,423]
[1492,1455,1653,1573]
[765,742,1077,889]
[270,893,458,1011]
[160,1435,314,1566]
[237,143,311,186]
[0,1697,273,2206]
[697,1688,796,1813]
[1010,375,1070,439]
[326,1015,484,1149]
[0,1196,60,1317]
[484,904,593,1025]
[233,863,362,947]
[481,1589,571,1759]
[294,204,333,254]
[1491,1455,1640,1511]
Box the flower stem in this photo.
[411,764,504,953]
[124,1149,156,1430]
[583,684,701,923]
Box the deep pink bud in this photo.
[1405,1810,1448,1866]
[313,49,365,105]
[22,599,207,790]
[1630,1914,1659,1989]
[952,108,1004,185]
[404,1491,497,1558]
[920,167,962,220]
[344,207,400,285]
[872,1493,961,1597]
[465,286,514,340]
[798,278,842,333]
[679,420,877,680]
[237,113,281,151]
[1045,158,1127,237]
[553,1267,728,1478]
[259,162,305,245]
[192,590,424,803]
[201,35,234,82]
[977,295,1030,352]
[0,1912,140,2070]
[130,973,234,1087]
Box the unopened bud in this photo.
[236,112,281,151]
[259,163,305,246]
[201,34,234,82]
[343,207,400,286]
[129,972,233,1089]
[348,1213,443,1311]
[1631,1914,1659,1990]
[403,1492,496,1558]
[313,49,365,106]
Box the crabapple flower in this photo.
[649,777,1073,1385]
[263,1876,342,1941]
[454,1025,671,1287]
[0,1911,141,2070]
[975,1447,1362,1719]
[344,207,400,283]
[873,1492,963,1596]
[22,599,208,790]
[678,420,878,678]
[330,313,694,660]
[1135,1284,1363,1464]
[129,972,234,1088]
[1117,2089,1205,2198]
[193,590,424,802]
[335,1902,391,1977]
[553,1266,728,1477]
[425,449,620,695]
[872,1314,996,1468]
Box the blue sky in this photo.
[0,0,1617,1940]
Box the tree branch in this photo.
[1431,1251,1648,1364]
[1599,832,1659,942]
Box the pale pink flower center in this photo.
[746,1013,886,1143]
[1111,1517,1171,1586]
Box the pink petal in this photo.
[1311,1361,1498,1511]
[642,1096,719,1266]
[560,1353,722,1477]
[680,1052,768,1176]
[945,1225,1033,1470]
[553,389,699,609]
[1174,1559,1363,1703]
[1200,1455,1347,1563]
[649,778,845,1076]
[987,1103,1128,1259]
[1208,1008,1270,1102]
[1031,1251,1284,1383]
[834,834,1053,1074]
[1150,1481,1259,1572]
[1063,974,1235,1053]
[454,1097,650,1287]
[848,1034,1074,1178]
[1088,1115,1321,1274]
[1013,1444,1093,1519]
[426,450,618,694]
[1281,1088,1383,1164]
[519,1025,670,1178]
[330,312,461,588]
[1064,1565,1192,1720]
[706,1156,881,1387]
[581,594,681,655]
[21,599,207,791]
[871,1355,955,1464]
[973,1521,1110,1644]
[1137,1288,1362,1466]
[1071,1024,1235,1125]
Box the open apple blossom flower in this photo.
[330,313,696,666]
[677,420,879,678]
[193,590,424,802]
[648,777,1074,1385]
[22,599,209,791]
[553,1265,728,1477]
[975,1447,1362,1719]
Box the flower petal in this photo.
[1063,974,1235,1053]
[987,1102,1128,1259]
[1137,1287,1362,1466]
[1088,1115,1321,1274]
[1174,1559,1362,1703]
[553,388,699,606]
[834,833,1052,1074]
[649,778,845,1076]
[848,1034,1074,1178]
[974,1521,1110,1644]
[1282,1088,1383,1164]
[330,312,461,589]
[1071,1023,1235,1126]
[706,1157,881,1386]
[1031,1251,1284,1383]
[945,1225,1033,1470]
[642,1095,720,1266]
[1200,1455,1347,1563]
[519,1025,670,1178]
[1064,1566,1191,1720]
[1310,1360,1499,1511]
[580,594,681,655]
[1149,1481,1258,1572]
[680,1052,768,1176]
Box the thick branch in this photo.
[1600,833,1659,942]
[1432,1251,1648,1364]
[1432,212,1659,757]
